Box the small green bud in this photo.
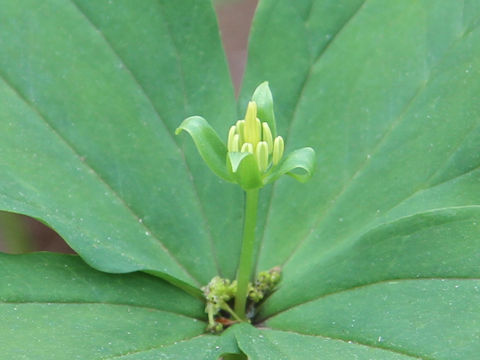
[262,122,273,154]
[273,136,284,165]
[269,266,282,286]
[256,141,269,172]
[248,282,264,302]
[207,322,223,333]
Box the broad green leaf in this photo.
[229,323,415,359]
[266,279,480,359]
[0,0,243,287]
[241,0,480,357]
[261,207,480,316]
[0,252,214,359]
[2,0,480,358]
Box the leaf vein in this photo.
[69,0,222,278]
[262,277,480,321]
[256,0,368,273]
[270,329,430,360]
[0,71,199,286]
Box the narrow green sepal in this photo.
[227,152,264,190]
[252,81,277,138]
[264,147,316,185]
[176,116,233,182]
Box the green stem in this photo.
[234,189,259,320]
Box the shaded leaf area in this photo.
[267,279,480,359]
[0,252,215,359]
[0,0,241,288]
[246,0,480,302]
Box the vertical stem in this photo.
[234,189,259,319]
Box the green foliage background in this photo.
[0,0,479,358]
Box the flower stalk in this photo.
[234,188,259,319]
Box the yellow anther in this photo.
[256,141,269,172]
[255,118,261,146]
[241,142,254,154]
[235,120,245,145]
[262,122,273,154]
[227,125,237,152]
[273,136,284,165]
[244,102,259,145]
[230,134,239,152]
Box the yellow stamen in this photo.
[273,136,284,165]
[244,102,259,145]
[256,141,269,172]
[227,125,237,152]
[262,122,273,154]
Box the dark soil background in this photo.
[0,0,258,254]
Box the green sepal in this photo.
[252,81,277,138]
[264,147,315,184]
[175,116,233,182]
[227,152,264,190]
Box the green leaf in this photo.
[242,0,480,357]
[176,116,232,182]
[251,81,277,138]
[264,147,315,185]
[2,0,480,358]
[0,252,212,358]
[0,0,242,287]
[229,323,415,359]
[266,279,480,359]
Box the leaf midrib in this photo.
[99,333,208,360]
[1,300,205,321]
[262,277,480,322]
[268,328,430,360]
[280,13,480,270]
[0,71,199,286]
[255,0,368,273]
